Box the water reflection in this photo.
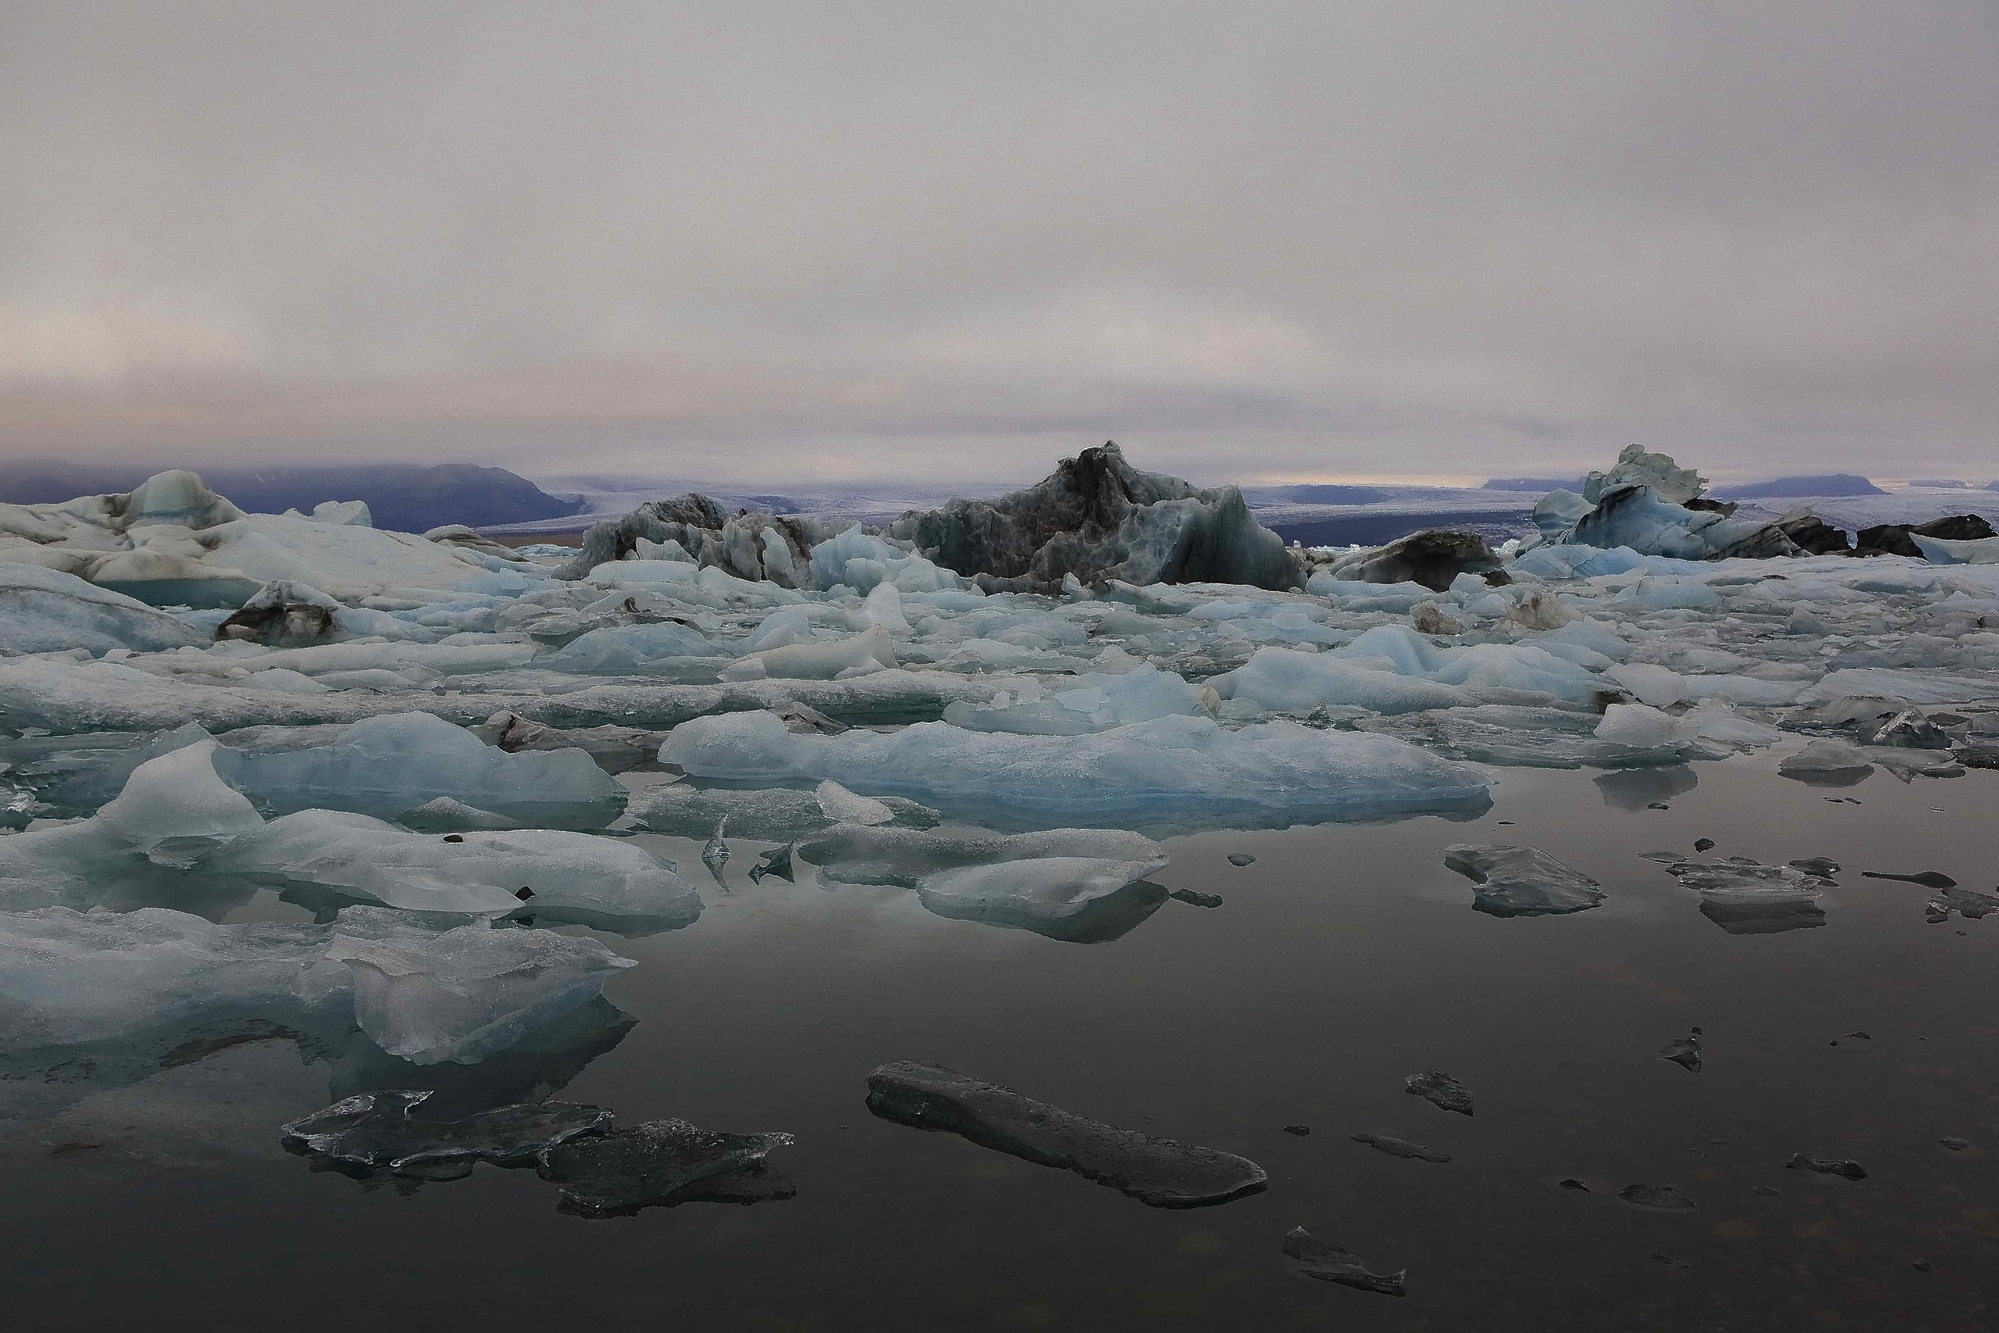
[1594,764,1698,810]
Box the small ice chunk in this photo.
[1282,1226,1407,1297]
[280,1090,612,1171]
[915,855,1170,930]
[536,1117,796,1216]
[746,841,795,884]
[1658,1035,1703,1072]
[1785,1154,1866,1180]
[326,920,636,1065]
[1442,844,1604,917]
[1646,855,1832,905]
[1778,739,1875,784]
[1620,1183,1698,1210]
[1594,703,1692,748]
[865,1060,1267,1208]
[1405,1070,1473,1116]
[1350,1133,1450,1163]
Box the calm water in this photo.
[3,751,1994,1331]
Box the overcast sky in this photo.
[3,2,1995,487]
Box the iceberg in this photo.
[326,919,636,1064]
[885,442,1299,592]
[216,711,626,828]
[664,710,1492,829]
[0,562,207,655]
[536,1117,796,1216]
[212,809,703,930]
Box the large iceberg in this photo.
[662,710,1492,828]
[214,711,627,829]
[885,442,1300,592]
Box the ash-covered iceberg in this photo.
[884,442,1300,592]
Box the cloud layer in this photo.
[4,2,1996,484]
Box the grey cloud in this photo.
[2,1,1995,485]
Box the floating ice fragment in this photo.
[1658,1035,1703,1072]
[746,841,795,884]
[1785,1154,1866,1180]
[915,856,1170,936]
[1405,1071,1473,1116]
[1281,1226,1407,1296]
[865,1061,1266,1208]
[1620,1184,1698,1210]
[1227,853,1254,866]
[796,825,1162,888]
[1350,1133,1451,1163]
[814,779,893,825]
[1442,844,1605,916]
[1860,869,1955,888]
[280,1090,612,1171]
[326,920,636,1065]
[535,1118,796,1216]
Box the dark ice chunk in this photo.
[1861,870,1956,888]
[1405,1070,1473,1116]
[1351,1132,1451,1163]
[1750,1185,1782,1196]
[1169,888,1223,908]
[1939,885,1999,919]
[1620,1184,1698,1210]
[1227,853,1255,867]
[1651,1252,1692,1269]
[1785,1154,1866,1180]
[747,841,795,884]
[536,1117,794,1216]
[1559,1178,1590,1191]
[1787,856,1841,877]
[1282,1225,1406,1296]
[1283,1124,1311,1137]
[1693,838,1715,852]
[1658,1035,1703,1072]
[281,1090,612,1172]
[1939,1137,1971,1152]
[1443,844,1604,916]
[864,1061,1266,1208]
[1700,896,1826,935]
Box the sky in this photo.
[2,2,1996,488]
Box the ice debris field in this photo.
[5,442,1999,1283]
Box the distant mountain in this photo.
[0,461,584,534]
[1483,477,1587,493]
[1712,474,1887,498]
